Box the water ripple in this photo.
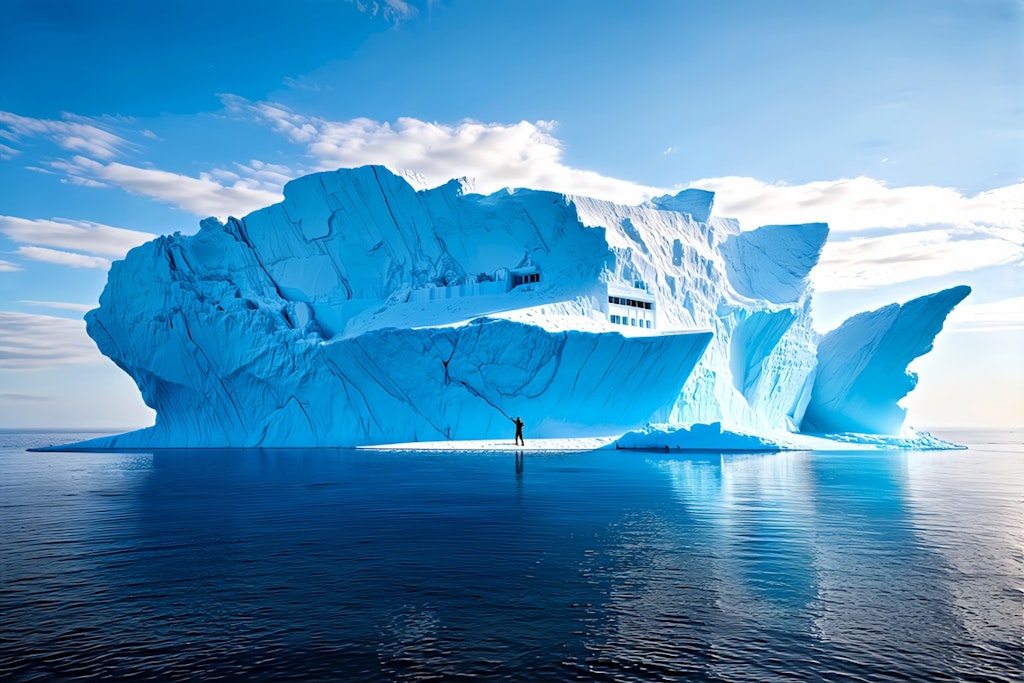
[1,431,1021,681]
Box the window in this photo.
[610,315,620,324]
[512,271,540,288]
[645,320,651,329]
[608,295,654,310]
[631,318,636,326]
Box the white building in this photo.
[606,285,656,329]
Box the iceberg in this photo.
[69,165,967,449]
[800,286,972,435]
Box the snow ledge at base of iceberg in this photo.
[613,422,965,451]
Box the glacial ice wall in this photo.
[800,286,971,435]
[77,165,968,448]
[570,193,828,434]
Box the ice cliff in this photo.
[800,286,971,435]
[75,165,968,449]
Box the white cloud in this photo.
[52,156,284,219]
[222,97,661,204]
[811,226,1024,292]
[349,0,417,22]
[0,311,104,369]
[282,75,321,92]
[0,111,131,160]
[21,300,95,313]
[16,246,111,269]
[944,296,1024,333]
[0,215,155,258]
[62,175,108,189]
[685,176,1024,234]
[16,99,1021,300]
[0,258,23,272]
[224,97,1024,235]
[208,160,297,194]
[680,176,1022,295]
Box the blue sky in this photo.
[1,0,1021,429]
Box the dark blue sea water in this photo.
[1,430,1021,682]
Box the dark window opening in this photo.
[608,294,655,311]
[512,271,541,288]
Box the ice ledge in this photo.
[35,424,964,453]
[612,422,965,451]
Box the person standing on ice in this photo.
[511,416,525,446]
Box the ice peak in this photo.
[647,188,716,223]
[801,285,971,435]
[720,222,829,304]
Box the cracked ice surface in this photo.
[68,166,968,449]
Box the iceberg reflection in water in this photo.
[1,430,1020,681]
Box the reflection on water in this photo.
[902,443,1024,674]
[1,431,1021,681]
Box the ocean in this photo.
[1,429,1021,681]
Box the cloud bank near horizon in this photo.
[0,312,104,370]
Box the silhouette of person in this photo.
[511,416,525,446]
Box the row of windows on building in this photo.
[608,295,652,310]
[610,315,652,328]
[511,272,541,287]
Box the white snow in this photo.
[360,436,619,452]
[613,422,963,452]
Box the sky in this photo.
[1,0,1021,430]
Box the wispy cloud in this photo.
[944,296,1024,333]
[811,226,1023,292]
[51,156,285,219]
[348,0,418,23]
[16,246,111,269]
[0,215,155,258]
[683,176,1023,296]
[0,311,104,369]
[13,99,1022,302]
[21,300,95,313]
[221,96,1024,239]
[0,111,132,160]
[686,176,1024,234]
[222,97,661,204]
[0,258,23,272]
